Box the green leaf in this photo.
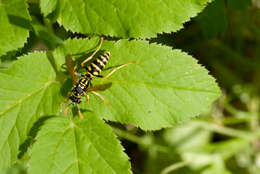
[163,121,212,151]
[40,0,59,17]
[28,115,131,174]
[181,138,250,169]
[0,52,62,172]
[198,0,227,39]
[41,0,212,38]
[202,156,232,174]
[54,38,221,130]
[0,0,30,56]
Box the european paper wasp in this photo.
[63,37,135,119]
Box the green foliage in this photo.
[31,16,63,49]
[0,0,30,56]
[163,121,211,151]
[28,115,131,174]
[0,39,220,172]
[0,52,62,172]
[41,0,212,38]
[0,0,225,173]
[152,1,260,173]
[54,38,220,130]
[40,0,58,17]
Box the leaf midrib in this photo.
[74,123,118,174]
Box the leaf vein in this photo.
[0,81,56,118]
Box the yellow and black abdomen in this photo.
[69,77,90,104]
[86,52,110,77]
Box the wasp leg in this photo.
[63,103,83,120]
[81,37,104,67]
[84,91,90,102]
[63,102,73,115]
[97,62,136,79]
[91,91,109,106]
[63,105,69,115]
[60,97,69,105]
[76,105,84,120]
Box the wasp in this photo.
[63,37,135,119]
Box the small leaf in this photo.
[41,0,212,38]
[0,0,30,56]
[0,52,62,172]
[40,0,59,17]
[54,38,221,130]
[28,115,131,174]
[163,121,212,151]
[202,156,232,174]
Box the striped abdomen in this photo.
[69,77,91,104]
[86,52,110,77]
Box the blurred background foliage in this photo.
[2,0,260,174]
[139,0,260,173]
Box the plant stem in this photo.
[193,120,255,140]
[44,18,54,33]
[160,161,188,174]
